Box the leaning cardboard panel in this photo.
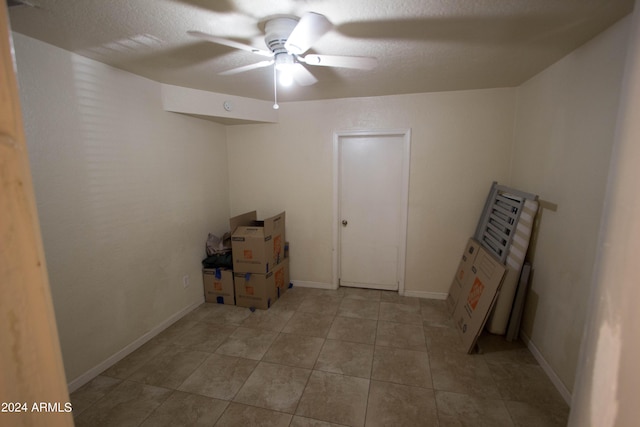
[446,238,481,314]
[453,246,506,353]
[231,211,286,274]
[203,268,235,305]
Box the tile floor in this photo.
[71,287,570,426]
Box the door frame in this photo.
[332,129,411,294]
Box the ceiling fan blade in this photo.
[291,63,318,86]
[284,12,333,55]
[219,60,274,76]
[187,30,273,57]
[302,54,378,70]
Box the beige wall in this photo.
[570,4,640,425]
[509,17,631,394]
[13,34,231,384]
[226,89,515,295]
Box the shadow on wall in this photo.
[526,199,558,265]
[520,199,557,336]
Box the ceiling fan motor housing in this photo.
[264,16,299,55]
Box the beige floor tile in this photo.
[378,301,422,324]
[371,346,432,388]
[296,370,370,427]
[380,291,421,306]
[214,402,292,427]
[73,380,172,427]
[365,380,438,427]
[421,301,455,328]
[420,298,448,310]
[314,340,374,378]
[343,287,382,301]
[290,416,350,426]
[280,286,315,298]
[436,390,515,427]
[198,304,252,325]
[486,360,568,407]
[504,400,569,427]
[170,322,236,353]
[153,317,201,346]
[139,391,229,427]
[298,295,342,315]
[301,287,346,298]
[215,326,278,360]
[70,375,122,416]
[128,346,209,389]
[271,297,304,311]
[429,350,501,398]
[183,304,220,322]
[476,333,538,365]
[241,308,295,332]
[423,324,466,353]
[337,298,380,320]
[263,333,325,368]
[376,321,427,351]
[282,311,335,338]
[233,362,311,413]
[178,353,258,400]
[271,288,308,310]
[101,340,167,379]
[327,316,377,344]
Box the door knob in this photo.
[342,220,348,226]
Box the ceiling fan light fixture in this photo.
[275,53,295,86]
[278,70,294,87]
[275,52,294,70]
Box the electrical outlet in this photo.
[182,274,190,288]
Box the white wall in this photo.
[13,33,231,385]
[509,17,631,394]
[570,4,640,425]
[226,89,515,295]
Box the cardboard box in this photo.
[234,270,278,310]
[453,245,506,353]
[230,211,286,274]
[229,210,258,234]
[203,268,235,305]
[274,257,290,298]
[446,238,481,314]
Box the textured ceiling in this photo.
[8,0,635,102]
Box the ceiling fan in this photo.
[187,12,378,107]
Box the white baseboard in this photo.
[520,330,572,406]
[290,281,448,301]
[67,298,204,393]
[291,280,337,290]
[402,290,448,300]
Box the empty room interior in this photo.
[3,0,640,426]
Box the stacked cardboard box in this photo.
[230,211,289,310]
[203,268,235,305]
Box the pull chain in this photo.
[273,66,279,110]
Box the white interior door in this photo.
[338,131,409,291]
